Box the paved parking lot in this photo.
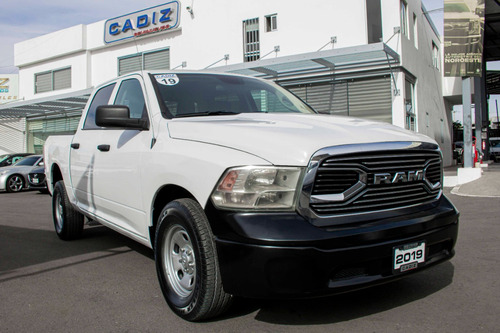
[1,189,499,332]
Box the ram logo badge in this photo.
[373,170,424,185]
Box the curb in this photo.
[450,184,500,198]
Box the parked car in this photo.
[0,155,44,193]
[0,153,33,167]
[490,137,500,162]
[28,165,48,193]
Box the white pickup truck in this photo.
[44,71,459,321]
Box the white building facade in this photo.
[0,0,457,165]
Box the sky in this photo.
[0,0,165,73]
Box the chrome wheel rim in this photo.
[162,224,196,298]
[8,176,23,192]
[55,193,64,233]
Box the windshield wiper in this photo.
[175,111,240,118]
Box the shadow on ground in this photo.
[217,262,454,325]
[0,224,153,279]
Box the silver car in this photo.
[0,155,44,193]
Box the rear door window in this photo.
[83,84,116,129]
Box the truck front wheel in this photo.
[154,199,232,321]
[52,180,84,240]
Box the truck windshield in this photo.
[151,73,316,118]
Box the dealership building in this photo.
[0,0,462,165]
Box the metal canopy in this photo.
[486,70,500,95]
[214,42,400,79]
[0,43,398,120]
[0,88,92,119]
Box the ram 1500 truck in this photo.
[44,71,459,321]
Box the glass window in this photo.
[114,79,147,119]
[35,67,71,94]
[153,74,315,118]
[12,156,24,164]
[432,42,440,70]
[413,13,418,48]
[366,0,382,44]
[400,1,409,38]
[405,78,416,131]
[14,156,40,166]
[118,48,170,76]
[243,18,260,62]
[83,84,116,129]
[266,14,277,32]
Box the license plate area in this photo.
[393,241,426,273]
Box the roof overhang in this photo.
[0,88,92,119]
[213,42,400,80]
[487,70,500,95]
[0,44,399,120]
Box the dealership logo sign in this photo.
[104,1,180,44]
[0,75,18,104]
[0,78,9,93]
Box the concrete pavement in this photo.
[444,162,500,197]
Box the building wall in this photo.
[11,0,456,164]
[15,0,376,95]
[384,0,454,165]
[0,118,26,154]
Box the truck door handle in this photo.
[97,144,110,152]
[71,143,80,149]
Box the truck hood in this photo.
[167,113,436,165]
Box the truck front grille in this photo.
[308,149,442,217]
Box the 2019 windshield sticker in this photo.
[155,74,179,86]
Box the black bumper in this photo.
[207,195,459,299]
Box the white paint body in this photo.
[44,71,438,248]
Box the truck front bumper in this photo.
[208,195,459,298]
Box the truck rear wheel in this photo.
[52,180,84,240]
[154,199,232,321]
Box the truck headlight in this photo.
[211,166,304,210]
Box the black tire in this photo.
[154,199,232,321]
[6,175,24,193]
[52,180,84,240]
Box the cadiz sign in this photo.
[104,1,180,44]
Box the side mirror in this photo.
[95,105,149,130]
